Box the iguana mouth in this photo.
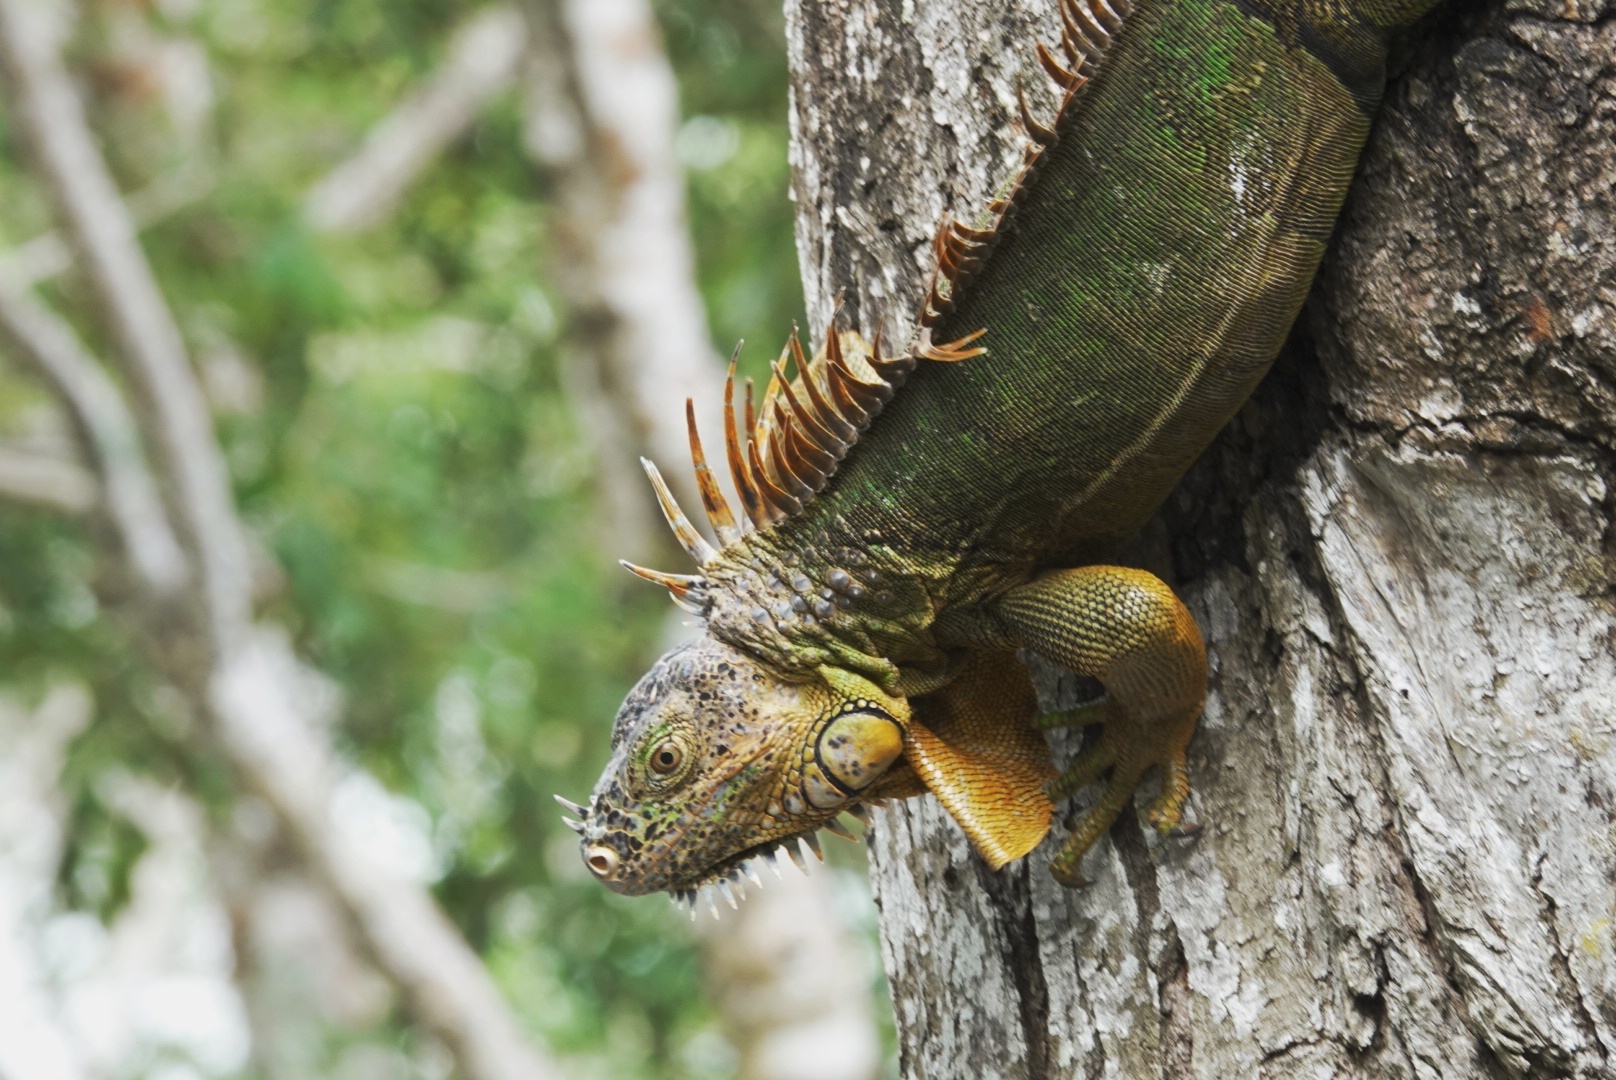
[662,794,877,917]
[557,792,867,918]
[664,831,822,919]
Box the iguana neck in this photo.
[699,516,1011,698]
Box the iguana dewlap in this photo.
[563,0,1443,905]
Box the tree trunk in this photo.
[520,1,886,1072]
[783,1,1616,1076]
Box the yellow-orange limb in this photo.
[995,566,1206,887]
[864,756,926,801]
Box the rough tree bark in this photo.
[784,1,1615,1077]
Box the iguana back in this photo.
[770,0,1424,581]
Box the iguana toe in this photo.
[1046,703,1198,888]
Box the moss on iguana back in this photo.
[563,0,1443,908]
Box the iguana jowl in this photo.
[563,0,1443,907]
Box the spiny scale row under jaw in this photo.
[666,816,878,920]
[552,797,855,903]
[921,0,1131,330]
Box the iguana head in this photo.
[567,634,906,902]
[561,331,996,904]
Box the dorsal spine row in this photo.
[623,0,1135,612]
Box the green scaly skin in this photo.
[572,0,1443,902]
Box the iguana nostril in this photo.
[585,845,619,879]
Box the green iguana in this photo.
[560,0,1443,910]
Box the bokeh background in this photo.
[0,0,893,1077]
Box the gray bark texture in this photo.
[782,1,1616,1077]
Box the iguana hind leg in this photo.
[995,566,1206,887]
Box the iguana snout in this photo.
[563,635,906,906]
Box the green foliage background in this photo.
[0,0,881,1076]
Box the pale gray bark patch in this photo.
[785,0,1616,1076]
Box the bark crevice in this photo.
[979,862,1057,1080]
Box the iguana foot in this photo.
[994,566,1207,889]
[1045,698,1196,886]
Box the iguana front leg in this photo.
[994,566,1206,886]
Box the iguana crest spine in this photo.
[622,0,1132,614]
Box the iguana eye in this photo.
[649,741,683,774]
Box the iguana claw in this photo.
[1045,698,1198,888]
[994,567,1206,889]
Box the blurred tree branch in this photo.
[0,446,96,515]
[0,282,188,591]
[522,0,727,555]
[0,684,95,1080]
[0,5,563,1079]
[0,0,247,655]
[0,164,213,290]
[304,5,529,235]
[522,2,884,1076]
[693,864,883,1080]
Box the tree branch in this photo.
[0,683,95,1080]
[0,164,213,291]
[304,6,529,234]
[522,0,728,550]
[0,446,97,515]
[212,631,563,1080]
[0,8,565,1078]
[0,0,249,657]
[0,283,188,592]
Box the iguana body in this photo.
[568,0,1443,902]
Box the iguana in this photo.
[560,0,1444,909]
